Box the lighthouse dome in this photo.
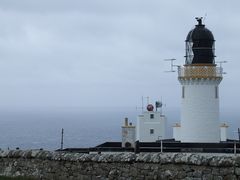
[185,18,215,65]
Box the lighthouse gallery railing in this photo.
[178,66,223,78]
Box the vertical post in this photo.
[158,136,163,153]
[61,128,64,150]
[141,96,144,113]
[146,96,149,104]
[160,97,163,115]
[135,140,140,154]
[234,141,237,155]
[238,128,240,142]
[161,140,163,153]
[160,107,162,115]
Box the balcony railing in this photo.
[178,65,223,79]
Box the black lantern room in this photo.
[185,17,215,65]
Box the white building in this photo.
[136,104,166,142]
[173,123,181,141]
[220,123,228,142]
[121,102,167,145]
[121,118,136,148]
[175,17,228,142]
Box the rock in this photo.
[192,169,202,178]
[235,156,240,166]
[136,153,152,162]
[150,153,161,163]
[188,154,203,165]
[159,153,175,164]
[235,167,240,175]
[223,175,237,180]
[0,150,10,157]
[210,155,235,167]
[202,174,213,180]
[160,170,173,179]
[212,167,220,175]
[121,153,136,162]
[213,176,223,180]
[0,151,238,179]
[219,168,234,175]
[174,153,191,164]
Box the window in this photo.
[182,86,185,98]
[150,129,154,134]
[150,114,154,119]
[215,86,218,99]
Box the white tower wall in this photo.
[220,123,228,142]
[180,80,221,142]
[173,123,181,141]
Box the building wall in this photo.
[179,79,221,142]
[173,126,181,141]
[136,111,166,142]
[220,126,228,142]
[122,126,136,147]
[1,150,240,180]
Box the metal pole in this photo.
[238,128,240,142]
[146,96,149,104]
[161,140,163,153]
[61,128,64,150]
[234,141,237,155]
[233,130,239,155]
[158,136,163,153]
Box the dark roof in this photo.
[186,25,214,42]
[185,18,215,64]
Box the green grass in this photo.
[0,176,35,180]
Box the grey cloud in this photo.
[0,0,239,109]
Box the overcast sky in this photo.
[0,0,239,111]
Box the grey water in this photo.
[0,107,238,150]
[0,107,139,150]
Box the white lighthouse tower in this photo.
[178,18,223,142]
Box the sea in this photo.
[0,107,238,150]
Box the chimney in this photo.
[125,118,128,126]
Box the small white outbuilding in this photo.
[136,104,166,142]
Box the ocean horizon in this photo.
[0,107,238,150]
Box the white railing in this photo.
[178,66,223,78]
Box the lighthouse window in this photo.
[150,129,154,134]
[150,114,154,119]
[215,86,218,99]
[182,86,185,98]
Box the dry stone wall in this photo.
[0,150,240,179]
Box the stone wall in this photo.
[0,150,240,179]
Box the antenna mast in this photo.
[164,58,180,72]
[136,96,145,113]
[146,96,150,104]
[61,128,64,150]
[216,61,227,74]
[136,96,151,112]
[238,128,240,142]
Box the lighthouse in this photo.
[178,18,223,142]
